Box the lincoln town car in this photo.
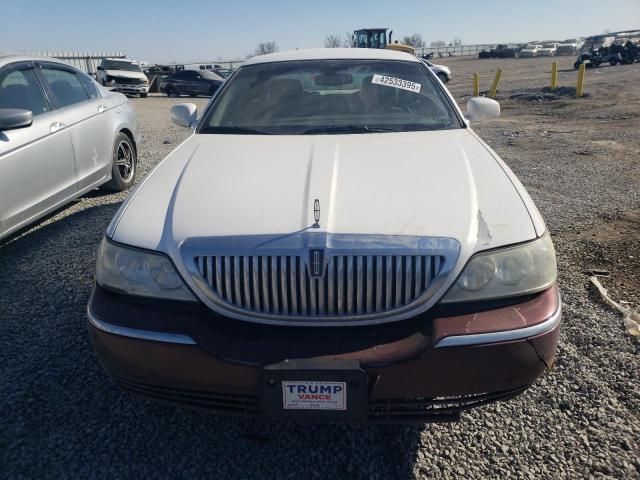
[88,49,560,423]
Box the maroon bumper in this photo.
[88,285,561,422]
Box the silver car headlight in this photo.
[441,233,556,303]
[96,239,196,301]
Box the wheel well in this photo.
[119,128,137,155]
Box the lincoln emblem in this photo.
[308,249,324,277]
[312,199,320,228]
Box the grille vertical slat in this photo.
[375,256,383,312]
[356,256,364,314]
[261,257,270,313]
[280,257,289,315]
[299,259,308,315]
[290,257,298,315]
[366,255,373,313]
[327,257,335,315]
[224,257,232,301]
[405,256,413,304]
[385,256,393,309]
[309,278,318,316]
[251,257,260,311]
[414,255,422,299]
[337,257,345,315]
[346,256,355,315]
[233,256,242,307]
[195,253,442,320]
[270,257,279,314]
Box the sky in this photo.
[1,0,638,63]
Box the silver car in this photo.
[0,55,139,241]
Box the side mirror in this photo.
[171,103,198,128]
[97,66,104,71]
[0,109,33,130]
[466,97,500,122]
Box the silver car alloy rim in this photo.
[116,140,134,181]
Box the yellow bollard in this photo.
[576,64,585,98]
[473,72,480,96]
[551,62,558,90]
[489,68,503,98]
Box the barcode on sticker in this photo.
[372,75,421,93]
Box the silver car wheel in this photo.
[116,140,134,182]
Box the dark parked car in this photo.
[160,70,224,97]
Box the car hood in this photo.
[110,129,541,260]
[105,70,146,80]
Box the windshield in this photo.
[200,70,224,81]
[103,60,142,72]
[354,31,388,49]
[200,59,461,135]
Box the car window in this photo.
[77,73,99,99]
[40,68,90,108]
[173,71,187,80]
[0,67,50,116]
[202,59,461,135]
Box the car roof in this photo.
[0,54,73,69]
[243,48,420,66]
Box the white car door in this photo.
[38,64,113,192]
[0,63,77,237]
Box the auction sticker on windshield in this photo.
[372,74,421,93]
[282,381,346,410]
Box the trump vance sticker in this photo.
[372,74,421,93]
[282,381,347,410]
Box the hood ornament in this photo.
[312,199,320,229]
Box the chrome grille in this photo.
[194,254,443,318]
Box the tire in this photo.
[140,93,148,98]
[103,132,136,191]
[574,62,580,69]
[437,72,449,83]
[166,85,174,97]
[609,58,618,66]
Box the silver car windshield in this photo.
[200,60,462,135]
[103,61,142,72]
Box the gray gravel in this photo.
[2,58,639,479]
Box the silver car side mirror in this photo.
[465,97,500,122]
[171,103,198,128]
[0,108,33,131]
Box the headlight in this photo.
[441,233,556,303]
[96,239,196,301]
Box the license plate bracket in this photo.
[260,359,368,421]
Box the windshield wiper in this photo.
[202,126,274,135]
[300,125,399,134]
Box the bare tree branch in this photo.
[324,34,342,48]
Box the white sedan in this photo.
[420,58,451,83]
[0,55,139,241]
[89,48,560,423]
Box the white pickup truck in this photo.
[96,58,149,97]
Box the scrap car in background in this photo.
[538,43,559,56]
[88,48,560,423]
[0,55,139,241]
[419,58,451,83]
[159,69,224,97]
[96,58,149,98]
[518,44,543,57]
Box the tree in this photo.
[324,34,342,48]
[430,40,447,47]
[343,32,353,48]
[253,42,279,56]
[453,37,463,46]
[402,33,426,48]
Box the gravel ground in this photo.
[1,56,639,479]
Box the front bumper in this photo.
[109,83,149,94]
[88,285,561,423]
